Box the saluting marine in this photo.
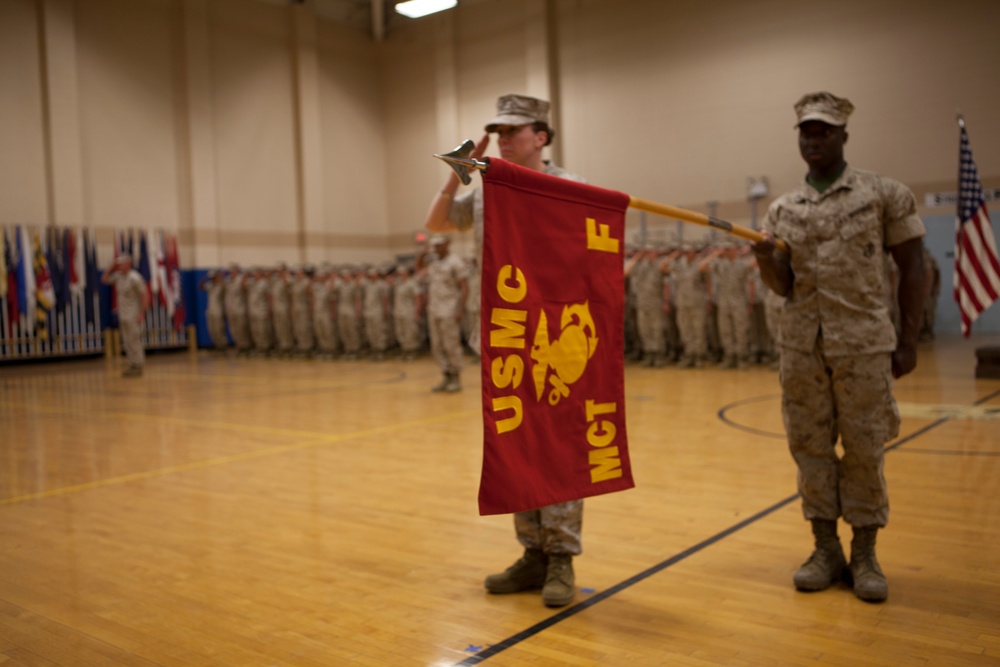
[200,269,228,350]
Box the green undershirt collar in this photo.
[807,163,847,194]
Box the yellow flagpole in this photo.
[627,196,788,252]
[434,143,788,252]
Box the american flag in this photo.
[954,121,1000,337]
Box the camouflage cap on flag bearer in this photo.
[484,94,551,132]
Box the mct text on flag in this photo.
[478,158,634,516]
[954,121,1000,337]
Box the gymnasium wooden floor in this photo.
[2,334,999,666]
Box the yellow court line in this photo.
[3,400,327,440]
[0,409,479,506]
[149,370,398,387]
[4,397,471,441]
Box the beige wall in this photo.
[317,17,387,260]
[0,0,48,225]
[76,0,179,232]
[555,0,1000,242]
[1,0,997,266]
[383,0,1000,248]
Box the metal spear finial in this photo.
[433,139,488,185]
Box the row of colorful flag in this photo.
[1,225,187,347]
[1,225,101,341]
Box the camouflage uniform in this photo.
[765,165,925,528]
[246,270,273,355]
[224,269,252,354]
[660,252,682,363]
[762,286,784,367]
[393,269,424,358]
[704,256,722,363]
[201,273,228,349]
[885,253,900,337]
[712,252,754,367]
[426,250,468,378]
[514,502,583,557]
[311,273,339,358]
[270,270,295,356]
[672,253,709,367]
[623,255,641,361]
[336,271,363,358]
[448,160,586,557]
[630,252,666,365]
[362,271,391,360]
[747,262,772,364]
[463,257,481,356]
[290,271,315,356]
[111,268,147,372]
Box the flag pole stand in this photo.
[975,346,1000,379]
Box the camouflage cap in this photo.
[485,94,550,132]
[794,91,854,128]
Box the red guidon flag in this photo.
[478,158,634,515]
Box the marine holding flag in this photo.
[427,94,604,608]
[752,92,925,603]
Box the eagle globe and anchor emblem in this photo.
[529,302,599,406]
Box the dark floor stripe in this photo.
[455,495,798,666]
[716,393,785,439]
[454,387,1000,665]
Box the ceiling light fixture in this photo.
[394,0,457,19]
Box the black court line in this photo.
[716,393,785,439]
[455,387,1000,665]
[454,494,798,665]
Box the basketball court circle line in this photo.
[454,387,1000,665]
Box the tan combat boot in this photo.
[794,519,847,591]
[484,549,548,594]
[542,554,575,607]
[443,372,462,393]
[849,526,888,602]
[431,373,450,392]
